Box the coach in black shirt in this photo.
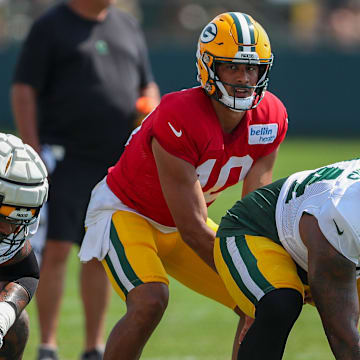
[11,1,160,359]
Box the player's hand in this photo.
[239,315,254,343]
[304,288,314,305]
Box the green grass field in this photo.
[23,137,360,360]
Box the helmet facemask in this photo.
[0,222,27,259]
[0,203,41,258]
[211,59,272,112]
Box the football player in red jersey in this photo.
[79,12,288,360]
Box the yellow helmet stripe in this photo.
[229,12,255,53]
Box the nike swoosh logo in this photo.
[168,122,182,137]
[333,219,344,235]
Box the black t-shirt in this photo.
[13,3,154,163]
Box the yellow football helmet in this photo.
[196,12,273,111]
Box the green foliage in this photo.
[24,138,359,359]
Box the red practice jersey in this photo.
[107,87,288,227]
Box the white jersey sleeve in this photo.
[276,159,360,270]
[316,181,360,265]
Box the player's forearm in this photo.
[310,280,360,359]
[173,204,217,270]
[169,204,216,270]
[0,282,30,315]
[179,224,216,271]
[181,237,216,271]
[241,151,277,196]
[11,84,40,153]
[316,307,360,358]
[326,331,360,360]
[304,215,360,358]
[321,299,360,359]
[0,282,30,348]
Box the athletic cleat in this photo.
[37,346,59,360]
[80,348,104,360]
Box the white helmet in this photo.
[0,133,48,256]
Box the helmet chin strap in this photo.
[216,80,254,111]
